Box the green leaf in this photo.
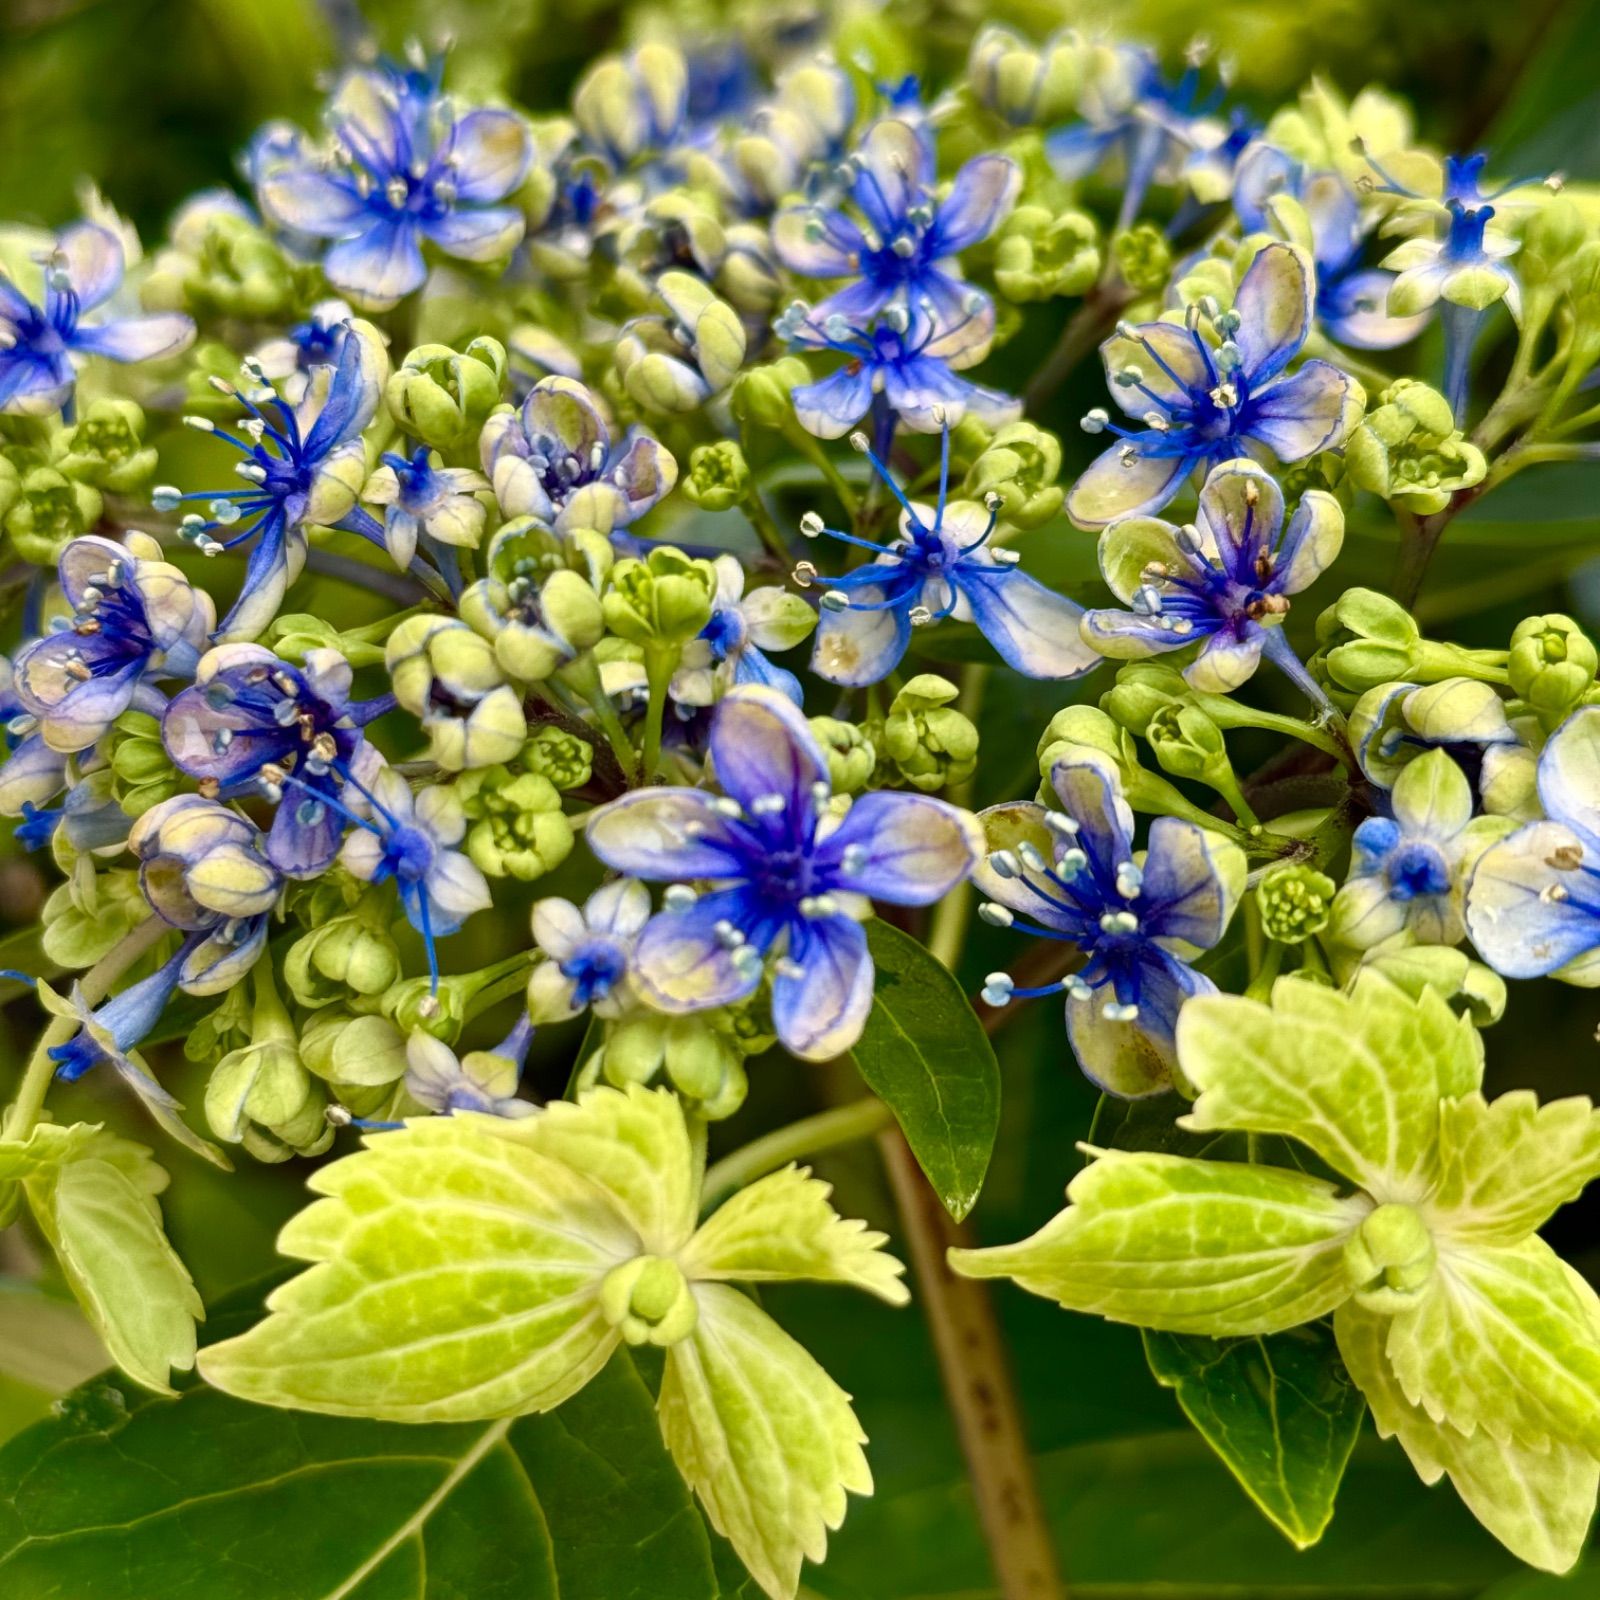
[951,1150,1366,1336]
[0,1348,720,1600]
[1338,1300,1599,1575]
[659,1282,871,1600]
[1177,974,1483,1196]
[23,1132,201,1396]
[1143,1322,1366,1550]
[850,919,1000,1221]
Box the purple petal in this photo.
[772,207,864,277]
[1232,242,1312,383]
[258,168,371,237]
[1142,818,1240,949]
[587,788,749,880]
[1245,360,1359,462]
[1049,756,1134,875]
[73,313,194,364]
[323,218,427,309]
[56,224,125,311]
[852,120,933,237]
[708,686,829,814]
[631,889,775,1012]
[1080,606,1203,658]
[447,109,532,202]
[929,154,1020,255]
[420,206,524,263]
[956,563,1101,680]
[815,791,980,903]
[771,914,872,1061]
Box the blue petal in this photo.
[771,914,873,1061]
[258,167,371,237]
[587,788,750,880]
[1046,123,1119,181]
[708,686,829,815]
[729,644,804,706]
[1049,755,1135,879]
[1245,360,1358,462]
[630,889,776,1012]
[1535,706,1600,852]
[1141,818,1239,950]
[1065,442,1191,530]
[811,591,913,686]
[446,109,533,202]
[1466,821,1600,980]
[928,154,1019,255]
[814,791,980,903]
[957,563,1101,680]
[1232,241,1312,384]
[72,314,194,364]
[793,366,874,439]
[323,218,427,310]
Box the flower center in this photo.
[1385,840,1452,901]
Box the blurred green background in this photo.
[4,0,1600,1594]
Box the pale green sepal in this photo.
[25,1131,201,1396]
[949,1151,1368,1336]
[198,1114,635,1421]
[1431,1090,1600,1245]
[1177,974,1482,1199]
[659,1281,871,1600]
[1384,1237,1600,1452]
[683,1165,910,1305]
[501,1082,698,1255]
[0,1120,102,1181]
[1337,1300,1599,1573]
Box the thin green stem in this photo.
[786,426,860,518]
[640,644,677,783]
[700,1097,895,1213]
[742,489,791,563]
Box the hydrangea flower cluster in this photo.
[4,20,1600,1599]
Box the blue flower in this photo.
[12,534,212,754]
[1232,145,1429,349]
[1349,677,1524,794]
[1081,458,1343,705]
[527,879,652,1021]
[673,556,814,707]
[161,643,393,877]
[586,686,982,1061]
[797,426,1100,686]
[155,319,387,641]
[255,64,531,310]
[1065,242,1364,529]
[250,297,355,401]
[404,1017,536,1119]
[362,446,489,570]
[772,118,1018,357]
[779,299,1020,439]
[1467,707,1600,983]
[973,752,1245,1096]
[0,223,193,416]
[1331,749,1510,951]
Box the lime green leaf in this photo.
[1385,1237,1600,1452]
[660,1283,871,1600]
[0,1122,101,1183]
[0,1349,720,1599]
[850,919,1000,1221]
[24,1138,201,1397]
[1337,1301,1599,1573]
[684,1166,909,1305]
[198,1112,636,1421]
[950,1151,1366,1336]
[1178,975,1481,1196]
[1144,1323,1366,1549]
[1432,1090,1600,1245]
[509,1082,698,1254]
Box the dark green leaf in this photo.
[0,1348,719,1600]
[1088,1090,1242,1162]
[852,919,1000,1221]
[1143,1322,1367,1550]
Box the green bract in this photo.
[952,974,1600,1570]
[199,1085,907,1599]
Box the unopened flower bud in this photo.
[385,338,508,453]
[7,466,102,566]
[1508,613,1597,727]
[730,357,810,429]
[809,716,877,794]
[882,675,979,793]
[456,766,574,881]
[52,399,158,493]
[1344,380,1486,515]
[993,205,1100,303]
[1256,864,1336,944]
[600,1255,698,1347]
[1146,701,1230,786]
[961,421,1063,528]
[520,725,593,791]
[683,439,751,511]
[602,546,718,646]
[285,909,402,1008]
[1344,1202,1435,1314]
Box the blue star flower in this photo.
[586,686,983,1061]
[255,62,531,310]
[796,426,1100,686]
[162,643,394,877]
[772,118,1018,358]
[0,223,193,416]
[1467,707,1600,983]
[1080,457,1344,708]
[973,752,1245,1096]
[1065,242,1364,530]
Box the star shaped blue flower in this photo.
[586,686,983,1061]
[973,751,1245,1096]
[1065,242,1364,530]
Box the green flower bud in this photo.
[1344,380,1486,514]
[185,983,253,1067]
[105,709,182,817]
[520,724,593,791]
[1344,1202,1435,1314]
[683,440,751,512]
[1100,661,1191,735]
[204,970,326,1159]
[41,868,148,971]
[6,466,102,566]
[385,338,508,453]
[265,613,388,669]
[961,421,1063,528]
[462,558,607,682]
[51,399,157,493]
[600,1255,699,1347]
[1566,240,1600,330]
[1314,588,1442,695]
[1520,199,1588,292]
[615,273,745,413]
[993,205,1100,302]
[730,357,810,430]
[300,1009,410,1088]
[284,901,402,1008]
[1112,223,1173,294]
[602,546,718,646]
[1146,701,1230,786]
[882,674,979,793]
[583,1011,749,1121]
[809,716,877,794]
[0,455,19,524]
[456,766,574,880]
[968,25,1081,126]
[1508,613,1597,728]
[1256,864,1336,944]
[386,615,526,771]
[143,207,305,321]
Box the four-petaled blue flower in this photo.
[673,556,814,707]
[773,118,1018,357]
[1065,242,1364,530]
[161,643,394,877]
[1467,707,1600,984]
[155,319,387,642]
[528,879,652,1021]
[780,299,1019,440]
[363,445,490,570]
[798,427,1100,686]
[586,686,982,1061]
[0,222,193,416]
[255,62,531,311]
[972,752,1245,1096]
[1081,457,1343,706]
